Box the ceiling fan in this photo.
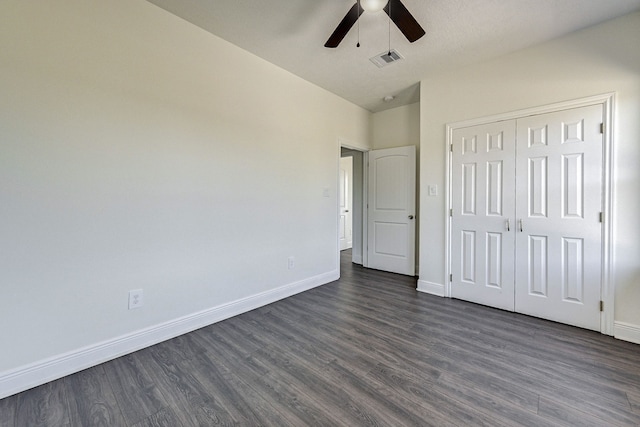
[325,0,425,48]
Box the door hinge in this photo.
[600,123,605,134]
[449,273,453,282]
[599,212,604,223]
[450,208,453,217]
[450,144,453,153]
[600,300,604,312]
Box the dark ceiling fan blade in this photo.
[384,0,425,43]
[324,2,364,48]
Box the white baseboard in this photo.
[0,270,338,400]
[417,279,445,297]
[614,321,640,345]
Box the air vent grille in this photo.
[370,49,404,68]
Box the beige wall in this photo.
[419,12,640,329]
[0,0,371,389]
[372,102,420,149]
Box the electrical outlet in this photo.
[288,256,295,270]
[128,289,144,310]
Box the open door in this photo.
[339,156,353,250]
[367,146,416,276]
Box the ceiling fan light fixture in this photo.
[360,0,389,13]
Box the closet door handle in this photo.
[506,219,510,231]
[519,219,523,232]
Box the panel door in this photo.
[339,156,353,250]
[514,105,603,330]
[451,121,516,311]
[367,146,416,276]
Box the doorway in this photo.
[339,156,353,251]
[339,145,418,276]
[340,147,364,266]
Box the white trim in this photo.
[0,270,338,400]
[600,95,615,336]
[416,279,446,297]
[336,140,343,275]
[444,124,453,297]
[417,280,445,297]
[362,150,370,268]
[339,139,370,154]
[353,254,363,265]
[445,93,615,335]
[614,321,640,345]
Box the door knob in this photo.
[506,219,510,231]
[345,210,349,213]
[519,219,523,232]
[408,215,414,220]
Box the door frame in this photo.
[337,141,369,272]
[445,93,615,335]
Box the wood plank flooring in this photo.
[2,249,640,426]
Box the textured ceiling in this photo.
[146,0,640,112]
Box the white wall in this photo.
[0,0,371,396]
[419,12,640,332]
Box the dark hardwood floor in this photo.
[2,249,640,426]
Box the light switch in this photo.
[322,187,330,198]
[428,184,438,196]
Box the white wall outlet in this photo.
[288,256,295,270]
[128,289,144,310]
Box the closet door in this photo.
[514,105,603,330]
[451,121,516,311]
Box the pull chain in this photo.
[388,0,391,55]
[357,0,361,47]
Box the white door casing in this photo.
[367,146,416,276]
[514,105,603,331]
[339,156,353,251]
[451,121,517,311]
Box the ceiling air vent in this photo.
[370,49,404,68]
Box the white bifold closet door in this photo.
[514,105,603,330]
[451,121,517,311]
[451,104,603,331]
